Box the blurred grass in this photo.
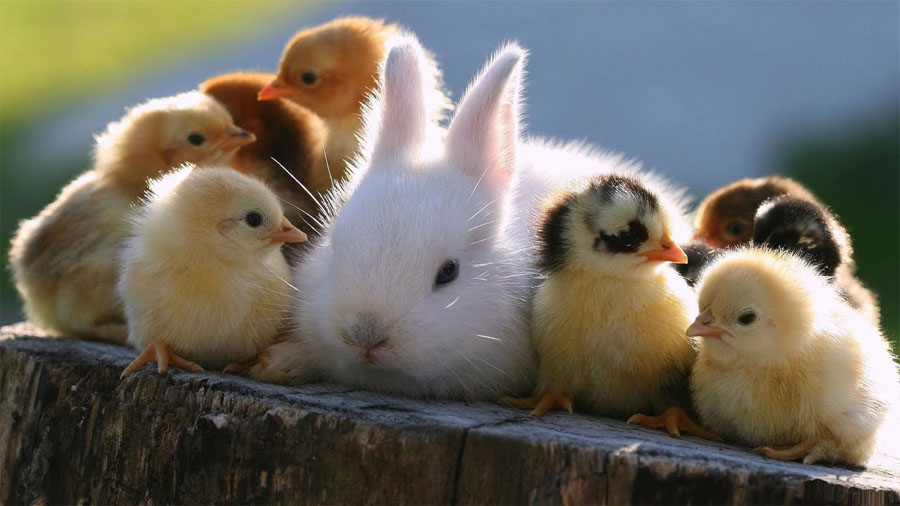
[780,113,900,352]
[0,0,310,321]
[0,0,305,124]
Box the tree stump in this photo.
[1,323,898,505]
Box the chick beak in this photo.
[267,217,307,245]
[258,79,288,101]
[686,309,727,338]
[638,234,688,264]
[219,127,256,151]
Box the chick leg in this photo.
[627,406,722,442]
[499,393,573,417]
[755,439,819,463]
[121,341,204,378]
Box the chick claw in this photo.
[627,406,722,442]
[121,341,204,378]
[755,440,822,464]
[499,393,573,417]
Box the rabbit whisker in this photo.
[444,296,461,309]
[468,197,501,222]
[467,234,498,247]
[271,156,324,210]
[467,163,492,203]
[467,220,496,233]
[261,267,301,294]
[321,137,335,188]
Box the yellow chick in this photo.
[689,248,900,465]
[119,165,307,377]
[258,16,451,173]
[501,174,717,440]
[8,91,255,343]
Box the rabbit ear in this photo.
[446,43,525,197]
[369,36,430,166]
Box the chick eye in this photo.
[724,220,746,238]
[187,133,205,146]
[737,311,757,325]
[300,71,317,86]
[435,259,459,286]
[245,211,263,228]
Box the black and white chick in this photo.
[501,174,719,441]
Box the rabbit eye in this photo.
[188,133,205,146]
[737,310,757,325]
[245,211,263,228]
[435,259,459,286]
[300,71,317,86]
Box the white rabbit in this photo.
[246,36,691,400]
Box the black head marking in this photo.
[585,175,657,254]
[536,193,576,274]
[753,196,841,276]
[596,219,649,253]
[537,175,660,273]
[587,174,659,215]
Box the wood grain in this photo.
[1,323,898,505]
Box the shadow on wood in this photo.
[1,323,898,505]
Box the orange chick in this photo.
[258,16,451,173]
[8,91,254,343]
[200,72,329,235]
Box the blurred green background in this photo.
[1,1,897,351]
[1,0,305,323]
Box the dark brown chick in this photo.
[200,72,330,237]
[694,176,879,324]
[694,176,820,248]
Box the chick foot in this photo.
[755,439,822,464]
[121,341,204,378]
[223,362,250,375]
[224,347,293,385]
[499,393,573,417]
[627,406,722,442]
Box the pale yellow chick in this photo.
[501,174,716,440]
[8,91,254,343]
[119,165,307,377]
[689,248,900,465]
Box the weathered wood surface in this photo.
[1,323,898,505]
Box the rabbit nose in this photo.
[343,311,392,361]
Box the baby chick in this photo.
[689,248,899,465]
[258,16,451,171]
[672,240,721,287]
[119,165,307,377]
[8,91,254,343]
[753,195,880,324]
[694,176,819,248]
[501,174,717,440]
[200,72,331,237]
